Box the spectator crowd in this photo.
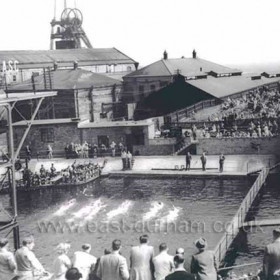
[208,88,280,122]
[0,234,265,280]
[196,119,279,139]
[65,141,125,159]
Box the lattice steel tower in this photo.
[50,0,93,49]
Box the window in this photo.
[127,66,132,72]
[150,85,156,92]
[139,85,144,94]
[40,128,54,142]
[13,75,17,82]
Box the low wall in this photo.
[148,138,176,145]
[197,136,280,155]
[133,144,174,156]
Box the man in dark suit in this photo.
[185,152,192,171]
[190,238,217,280]
[200,153,207,171]
[96,240,129,280]
[165,255,194,280]
[219,153,225,173]
[263,228,280,279]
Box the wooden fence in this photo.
[214,167,269,266]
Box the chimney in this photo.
[53,61,58,71]
[74,61,78,70]
[163,50,168,60]
[192,49,197,59]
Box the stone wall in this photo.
[197,136,280,155]
[14,123,149,156]
[14,123,81,156]
[133,144,174,156]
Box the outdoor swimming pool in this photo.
[0,176,255,271]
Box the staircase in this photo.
[174,138,199,155]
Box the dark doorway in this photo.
[98,135,109,148]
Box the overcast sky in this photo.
[1,0,280,69]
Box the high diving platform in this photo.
[0,90,57,249]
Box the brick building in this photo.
[9,67,124,122]
[8,67,161,156]
[122,50,242,103]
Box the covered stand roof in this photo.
[0,48,137,68]
[125,57,242,78]
[134,75,215,120]
[187,74,280,99]
[8,69,121,91]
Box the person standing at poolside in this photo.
[185,152,192,171]
[73,244,97,280]
[96,239,129,280]
[165,255,194,280]
[0,238,17,280]
[130,235,154,280]
[190,238,217,280]
[15,236,48,280]
[47,144,53,159]
[219,153,225,173]
[110,141,116,157]
[263,227,280,280]
[52,243,72,280]
[200,153,207,171]
[127,151,133,170]
[153,243,174,280]
[121,150,127,171]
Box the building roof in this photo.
[125,57,241,78]
[186,74,280,99]
[0,48,137,69]
[8,69,121,91]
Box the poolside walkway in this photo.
[13,154,276,178]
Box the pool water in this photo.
[1,176,252,271]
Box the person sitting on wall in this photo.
[39,164,46,177]
[50,163,57,178]
[32,172,40,186]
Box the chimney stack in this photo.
[74,61,78,70]
[163,50,168,60]
[192,49,197,59]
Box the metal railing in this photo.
[164,99,220,123]
[214,167,269,265]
